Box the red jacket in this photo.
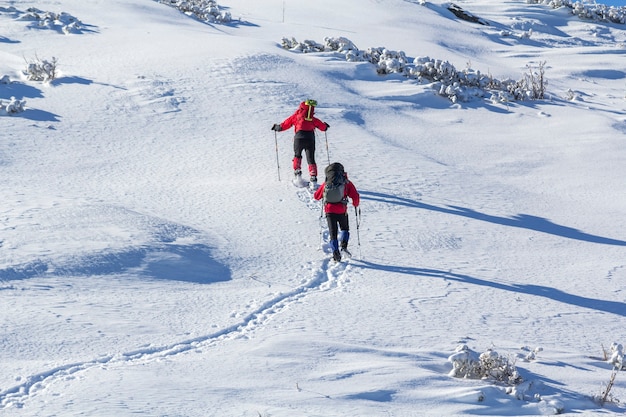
[313,180,360,214]
[280,101,328,133]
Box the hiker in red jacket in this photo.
[271,99,329,185]
[313,163,360,262]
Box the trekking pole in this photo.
[324,131,331,166]
[319,204,325,251]
[274,131,281,181]
[355,206,362,259]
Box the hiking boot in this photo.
[340,240,351,257]
[294,169,302,177]
[332,250,342,262]
[310,175,317,183]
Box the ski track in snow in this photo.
[0,186,349,410]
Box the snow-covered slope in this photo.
[1,0,626,415]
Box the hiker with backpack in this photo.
[313,162,360,262]
[271,99,329,186]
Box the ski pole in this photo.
[355,206,362,259]
[319,204,325,250]
[324,131,331,166]
[274,131,281,181]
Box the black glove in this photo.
[271,124,282,131]
[324,122,330,129]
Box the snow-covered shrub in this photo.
[448,344,482,379]
[527,61,547,99]
[479,349,522,384]
[23,56,58,82]
[593,342,623,406]
[608,342,624,369]
[18,8,83,34]
[0,76,24,115]
[281,37,324,53]
[521,345,543,361]
[597,364,620,406]
[520,28,533,39]
[528,0,626,25]
[283,36,547,104]
[448,344,522,385]
[324,37,359,54]
[0,97,26,115]
[157,0,231,24]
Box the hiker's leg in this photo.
[326,213,339,242]
[293,137,304,173]
[338,214,350,249]
[304,139,317,178]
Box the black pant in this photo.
[293,132,316,166]
[326,212,349,241]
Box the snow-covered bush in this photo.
[325,37,359,54]
[608,342,624,369]
[372,48,410,75]
[497,62,546,100]
[281,37,325,53]
[283,36,547,104]
[0,97,26,115]
[521,345,543,361]
[597,366,620,406]
[156,0,231,23]
[0,76,25,115]
[18,7,83,34]
[448,344,522,385]
[448,344,482,379]
[23,56,58,82]
[592,342,623,406]
[528,0,626,25]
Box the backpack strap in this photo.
[304,99,317,121]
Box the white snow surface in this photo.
[1,0,626,415]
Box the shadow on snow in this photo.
[352,260,626,317]
[0,243,230,285]
[360,190,626,246]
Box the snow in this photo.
[1,0,626,415]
